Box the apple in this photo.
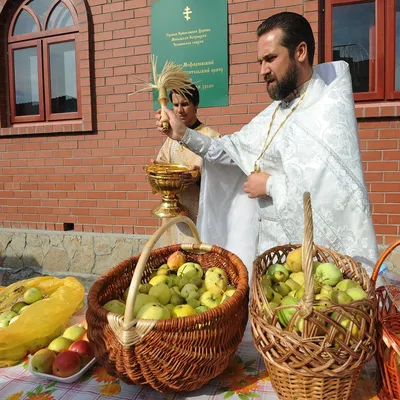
[18,305,30,314]
[148,275,169,286]
[189,277,203,288]
[31,348,57,374]
[284,279,300,291]
[166,274,179,288]
[277,296,299,327]
[23,287,43,304]
[171,304,197,318]
[157,264,169,276]
[285,248,303,272]
[165,304,175,313]
[63,325,86,342]
[267,264,290,283]
[69,340,94,365]
[0,310,17,323]
[132,293,158,318]
[289,271,305,286]
[199,290,222,309]
[204,267,228,293]
[331,290,353,305]
[186,298,201,309]
[103,299,126,315]
[180,283,199,299]
[138,283,153,295]
[314,263,343,286]
[335,279,360,291]
[48,336,73,353]
[53,350,81,378]
[11,301,28,314]
[148,283,171,305]
[136,302,170,320]
[167,251,186,270]
[195,305,210,314]
[346,287,367,301]
[177,262,204,280]
[8,315,20,325]
[273,282,291,297]
[170,294,185,306]
[0,320,9,328]
[221,289,236,303]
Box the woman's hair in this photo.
[257,12,315,66]
[169,83,200,106]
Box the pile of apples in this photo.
[0,287,44,328]
[102,251,236,320]
[261,247,368,335]
[30,323,94,378]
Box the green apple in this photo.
[171,304,197,318]
[165,304,175,313]
[195,305,210,314]
[23,287,43,304]
[149,275,169,286]
[31,348,57,374]
[285,278,300,291]
[273,282,291,297]
[197,286,206,296]
[138,283,153,295]
[48,336,73,353]
[18,305,30,314]
[157,264,169,276]
[170,286,181,296]
[132,293,158,318]
[170,294,185,306]
[136,302,170,320]
[63,325,86,341]
[277,296,299,327]
[262,284,275,302]
[204,267,228,293]
[177,262,204,280]
[199,290,222,309]
[189,277,203,288]
[177,276,189,290]
[320,285,333,299]
[0,320,9,328]
[8,315,20,325]
[166,274,179,288]
[267,264,290,283]
[0,310,17,323]
[180,283,199,299]
[314,263,343,286]
[346,287,367,301]
[221,289,236,303]
[335,279,360,292]
[103,299,126,315]
[148,283,171,305]
[186,290,200,300]
[331,290,353,304]
[289,272,305,287]
[11,302,28,314]
[186,298,201,309]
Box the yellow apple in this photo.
[221,289,236,303]
[199,290,222,309]
[177,262,204,280]
[204,267,228,293]
[149,275,169,286]
[171,304,197,318]
[48,336,73,353]
[63,325,86,342]
[133,293,158,318]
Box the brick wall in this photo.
[0,0,398,247]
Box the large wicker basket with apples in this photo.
[250,193,377,400]
[86,216,249,393]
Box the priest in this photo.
[155,12,379,277]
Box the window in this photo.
[325,0,400,101]
[8,0,81,123]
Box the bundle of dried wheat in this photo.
[130,55,192,130]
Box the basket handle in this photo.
[371,239,400,286]
[299,192,315,318]
[123,216,201,329]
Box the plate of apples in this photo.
[29,322,96,383]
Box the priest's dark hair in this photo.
[257,12,315,66]
[169,83,200,106]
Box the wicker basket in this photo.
[371,240,400,400]
[86,216,249,393]
[250,192,377,400]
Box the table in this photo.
[0,322,380,400]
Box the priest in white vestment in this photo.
[155,12,379,278]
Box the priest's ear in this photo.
[295,41,309,64]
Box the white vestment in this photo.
[185,61,379,278]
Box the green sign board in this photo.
[151,0,228,109]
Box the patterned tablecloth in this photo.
[0,321,380,400]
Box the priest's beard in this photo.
[266,59,299,101]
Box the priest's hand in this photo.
[155,107,187,141]
[244,172,270,198]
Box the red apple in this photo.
[69,340,94,365]
[52,350,81,377]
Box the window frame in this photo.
[8,39,44,123]
[7,0,80,124]
[43,33,81,121]
[325,0,387,102]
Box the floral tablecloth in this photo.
[0,322,380,400]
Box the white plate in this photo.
[29,356,97,383]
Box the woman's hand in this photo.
[180,165,200,185]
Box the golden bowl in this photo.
[145,163,199,218]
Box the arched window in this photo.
[8,0,80,123]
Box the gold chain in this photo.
[253,92,307,173]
